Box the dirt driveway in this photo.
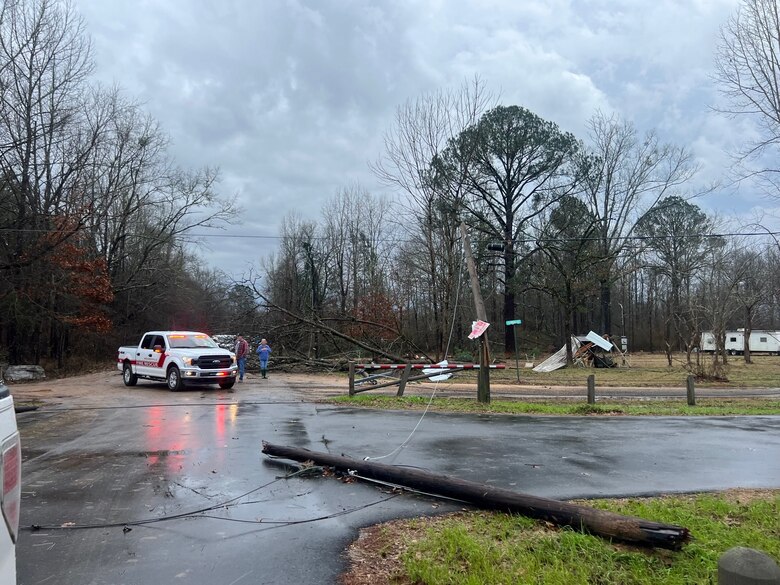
[7,369,348,407]
[9,368,780,410]
[6,368,554,408]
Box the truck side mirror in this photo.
[153,345,163,353]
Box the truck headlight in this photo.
[182,357,194,366]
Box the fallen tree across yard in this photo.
[262,441,691,551]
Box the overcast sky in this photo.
[74,0,758,277]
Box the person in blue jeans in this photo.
[256,339,272,379]
[235,334,249,381]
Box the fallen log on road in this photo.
[262,441,691,550]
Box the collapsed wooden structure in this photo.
[262,441,691,550]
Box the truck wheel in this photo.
[219,378,235,390]
[167,366,183,392]
[123,364,138,386]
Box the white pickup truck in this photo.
[117,331,237,391]
[0,379,21,585]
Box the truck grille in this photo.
[195,355,232,369]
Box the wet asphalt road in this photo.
[14,382,780,585]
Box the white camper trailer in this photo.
[700,330,780,355]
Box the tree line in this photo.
[258,10,780,369]
[258,129,780,370]
[0,0,238,367]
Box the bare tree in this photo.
[697,238,744,377]
[714,0,780,178]
[0,0,238,363]
[0,0,104,362]
[581,111,697,336]
[635,196,719,365]
[529,196,602,363]
[372,77,491,358]
[732,245,771,363]
[0,0,97,270]
[69,88,239,333]
[322,187,358,314]
[320,186,394,315]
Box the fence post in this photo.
[396,363,412,397]
[686,375,696,406]
[587,374,595,404]
[348,362,355,396]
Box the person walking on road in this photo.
[235,334,249,382]
[257,339,272,379]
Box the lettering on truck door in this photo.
[137,334,166,377]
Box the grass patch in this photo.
[330,395,780,415]
[512,361,780,388]
[368,352,780,388]
[14,399,44,411]
[391,491,780,584]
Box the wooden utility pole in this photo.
[262,442,691,550]
[460,222,490,403]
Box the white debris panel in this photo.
[585,330,613,351]
[423,360,453,382]
[532,337,581,373]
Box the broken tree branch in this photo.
[251,291,405,363]
[261,442,691,550]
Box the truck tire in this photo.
[167,366,183,392]
[219,378,235,390]
[123,363,138,387]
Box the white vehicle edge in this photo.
[0,378,21,585]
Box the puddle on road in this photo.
[278,418,310,441]
[137,449,188,458]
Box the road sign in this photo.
[505,319,523,326]
[468,320,490,339]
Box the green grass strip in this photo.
[400,492,780,584]
[330,395,780,415]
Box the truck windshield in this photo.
[166,334,218,349]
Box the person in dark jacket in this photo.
[235,334,249,381]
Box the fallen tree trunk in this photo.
[269,356,347,370]
[262,441,691,550]
[253,292,405,363]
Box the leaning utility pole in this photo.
[262,442,692,550]
[460,222,490,403]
